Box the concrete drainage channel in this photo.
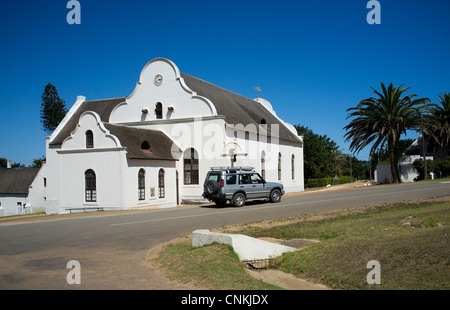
[192,229,330,290]
[192,229,297,263]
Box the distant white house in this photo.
[43,58,304,215]
[375,135,441,183]
[376,155,433,183]
[0,164,47,217]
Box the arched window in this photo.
[158,169,165,198]
[278,153,282,180]
[261,151,266,180]
[291,154,295,180]
[183,148,199,185]
[155,102,163,119]
[138,169,145,200]
[141,140,152,154]
[86,130,94,148]
[85,169,96,202]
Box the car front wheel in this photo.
[269,189,281,203]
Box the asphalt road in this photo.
[0,181,449,290]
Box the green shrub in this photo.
[413,156,450,180]
[307,176,355,188]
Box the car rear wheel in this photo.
[232,193,246,207]
[269,189,281,203]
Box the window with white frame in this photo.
[85,169,96,202]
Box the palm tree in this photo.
[425,93,450,155]
[344,83,431,183]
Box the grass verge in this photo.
[153,198,450,290]
[237,199,450,290]
[153,240,280,290]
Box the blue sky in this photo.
[1,0,449,165]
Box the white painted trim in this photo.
[61,111,122,148]
[49,95,86,144]
[125,57,217,116]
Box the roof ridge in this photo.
[181,72,256,103]
[84,96,127,103]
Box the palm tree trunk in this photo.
[388,136,401,183]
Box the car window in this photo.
[251,173,264,184]
[226,174,237,185]
[239,174,252,184]
[207,173,220,182]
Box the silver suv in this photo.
[202,166,285,207]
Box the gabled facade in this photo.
[45,58,304,214]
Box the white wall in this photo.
[46,111,127,214]
[27,163,47,214]
[0,194,27,217]
[376,155,432,183]
[125,160,177,209]
[135,117,304,200]
[57,149,125,213]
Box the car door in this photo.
[250,173,269,198]
[238,173,256,198]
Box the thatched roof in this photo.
[0,167,40,194]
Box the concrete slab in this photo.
[192,229,296,261]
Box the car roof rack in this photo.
[210,166,255,173]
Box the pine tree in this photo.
[40,83,68,133]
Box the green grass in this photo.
[239,200,450,290]
[154,199,450,290]
[153,241,280,290]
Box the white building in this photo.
[44,58,304,214]
[0,164,47,216]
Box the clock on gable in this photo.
[154,74,163,86]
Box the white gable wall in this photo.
[47,112,128,214]
[46,109,179,214]
[62,111,121,150]
[110,58,216,124]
